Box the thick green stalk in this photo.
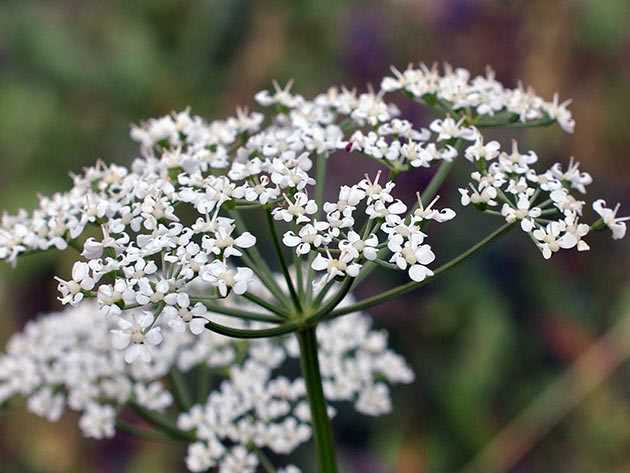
[297,326,338,473]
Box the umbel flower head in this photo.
[0,294,413,472]
[0,62,626,472]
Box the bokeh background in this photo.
[1,0,630,472]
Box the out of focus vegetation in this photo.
[1,1,630,472]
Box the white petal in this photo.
[138,313,155,329]
[282,232,302,247]
[190,319,207,335]
[145,328,163,346]
[408,265,430,282]
[125,345,142,363]
[235,232,256,248]
[111,331,131,350]
[311,254,328,271]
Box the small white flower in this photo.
[355,383,391,416]
[282,221,330,255]
[498,140,538,174]
[366,199,407,223]
[501,194,541,232]
[278,466,302,473]
[163,293,208,335]
[559,212,590,251]
[412,194,456,223]
[311,250,362,288]
[388,232,435,282]
[544,93,575,133]
[358,171,395,204]
[122,257,158,283]
[429,116,477,141]
[465,135,500,162]
[186,441,225,472]
[134,382,173,411]
[79,404,116,439]
[82,226,129,260]
[272,193,318,224]
[221,446,258,473]
[322,185,365,216]
[593,199,629,240]
[549,157,592,194]
[202,221,256,258]
[459,184,497,207]
[255,80,303,108]
[550,189,584,215]
[56,261,97,305]
[339,231,379,261]
[532,221,566,259]
[201,262,254,297]
[111,312,163,363]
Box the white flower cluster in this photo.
[345,114,482,174]
[459,139,627,258]
[381,63,575,133]
[281,172,455,286]
[0,296,413,473]
[0,303,176,430]
[0,73,441,357]
[180,300,413,472]
[0,62,625,363]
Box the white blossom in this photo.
[593,199,629,240]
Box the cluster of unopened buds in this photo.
[0,62,626,472]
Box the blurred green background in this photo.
[1,0,630,472]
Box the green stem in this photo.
[116,420,179,443]
[168,369,192,411]
[311,279,337,309]
[194,299,284,323]
[242,292,290,318]
[254,447,277,473]
[195,363,211,404]
[129,402,195,442]
[266,209,303,313]
[240,251,290,308]
[295,252,305,300]
[314,154,327,220]
[420,154,457,204]
[297,326,338,473]
[229,210,289,306]
[205,318,301,339]
[328,222,515,319]
[309,278,353,326]
[306,154,329,302]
